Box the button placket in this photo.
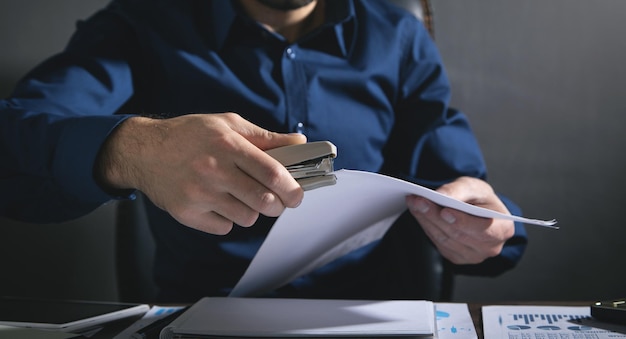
[281,45,308,134]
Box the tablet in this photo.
[0,297,149,333]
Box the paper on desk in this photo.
[113,305,185,339]
[435,303,478,339]
[0,325,77,339]
[162,298,436,338]
[482,305,626,338]
[230,169,556,297]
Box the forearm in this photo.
[0,103,132,222]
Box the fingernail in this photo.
[293,199,302,208]
[441,210,456,224]
[412,200,429,213]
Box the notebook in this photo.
[160,297,436,338]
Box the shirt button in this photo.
[286,48,296,59]
[296,122,304,133]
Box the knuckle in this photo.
[180,183,201,201]
[263,164,285,187]
[447,229,464,241]
[191,156,219,177]
[238,212,260,227]
[257,191,278,209]
[173,206,198,226]
[219,112,240,123]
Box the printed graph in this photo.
[505,311,592,331]
[483,305,626,339]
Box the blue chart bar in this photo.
[511,313,589,326]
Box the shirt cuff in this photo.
[53,114,136,205]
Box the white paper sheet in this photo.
[161,297,436,338]
[230,169,557,297]
[435,303,478,339]
[482,305,626,338]
[0,326,77,339]
[113,305,185,339]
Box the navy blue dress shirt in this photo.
[0,0,527,301]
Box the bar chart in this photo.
[483,305,626,338]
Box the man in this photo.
[0,0,526,302]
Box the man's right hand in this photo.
[97,113,307,235]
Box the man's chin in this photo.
[255,0,316,11]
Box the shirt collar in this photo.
[210,0,356,57]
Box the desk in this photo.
[63,301,597,339]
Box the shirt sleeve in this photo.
[381,16,528,276]
[0,8,137,223]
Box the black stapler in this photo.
[266,141,337,191]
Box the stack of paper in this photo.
[160,297,437,338]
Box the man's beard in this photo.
[255,0,316,11]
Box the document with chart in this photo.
[482,305,626,338]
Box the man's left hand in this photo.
[406,177,515,265]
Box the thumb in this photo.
[228,116,307,150]
[257,132,307,151]
[437,177,492,205]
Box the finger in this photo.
[419,217,472,264]
[437,177,503,210]
[407,193,512,264]
[439,207,493,234]
[222,113,307,150]
[407,196,477,261]
[233,141,304,210]
[437,177,481,203]
[407,196,455,244]
[174,191,264,233]
[434,210,506,263]
[225,165,292,217]
[406,195,484,235]
[212,191,263,227]
[165,177,261,231]
[174,209,235,235]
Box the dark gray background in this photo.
[1,0,624,302]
